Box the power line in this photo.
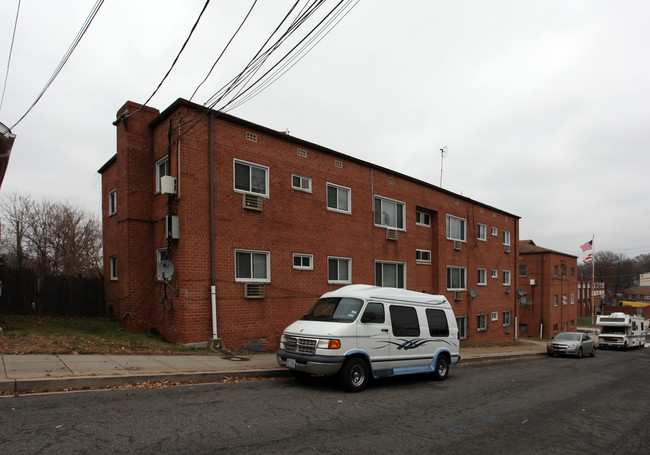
[0,0,21,114]
[9,0,105,130]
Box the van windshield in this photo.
[301,298,364,323]
[601,327,626,335]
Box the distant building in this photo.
[640,273,650,287]
[99,99,521,351]
[620,287,650,303]
[577,279,605,318]
[518,240,578,338]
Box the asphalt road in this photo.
[1,348,648,454]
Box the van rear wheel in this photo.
[432,355,449,381]
[338,357,370,392]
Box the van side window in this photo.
[426,309,449,337]
[389,305,420,337]
[362,302,385,323]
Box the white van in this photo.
[277,284,460,392]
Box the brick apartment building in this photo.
[518,240,578,338]
[99,99,520,351]
[577,279,604,318]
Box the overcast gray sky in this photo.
[1,0,648,261]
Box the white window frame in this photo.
[292,253,313,270]
[416,210,431,227]
[326,183,351,214]
[491,269,498,279]
[446,266,467,291]
[503,270,511,286]
[491,312,498,322]
[108,189,117,216]
[477,268,487,286]
[328,257,351,284]
[109,256,118,281]
[416,249,431,263]
[503,230,511,246]
[503,310,512,326]
[477,223,487,241]
[155,157,170,193]
[291,174,312,193]
[570,294,575,305]
[375,260,406,289]
[374,195,406,230]
[554,295,558,307]
[446,215,466,242]
[477,313,487,331]
[156,248,170,281]
[456,316,468,340]
[491,226,498,237]
[233,159,269,197]
[235,249,270,283]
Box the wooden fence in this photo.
[0,267,104,317]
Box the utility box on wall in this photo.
[161,175,177,194]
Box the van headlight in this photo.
[317,339,341,349]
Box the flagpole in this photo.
[591,235,595,325]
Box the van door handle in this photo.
[381,329,388,332]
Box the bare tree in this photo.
[0,191,33,268]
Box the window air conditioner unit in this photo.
[504,285,511,294]
[161,176,177,195]
[245,283,265,299]
[386,229,398,241]
[504,245,511,253]
[453,240,462,251]
[243,194,263,211]
[454,291,463,301]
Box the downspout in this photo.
[514,219,518,342]
[208,113,219,344]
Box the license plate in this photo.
[287,358,296,369]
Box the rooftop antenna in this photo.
[439,146,448,187]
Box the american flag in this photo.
[580,240,593,252]
[582,253,592,263]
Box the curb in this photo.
[2,369,291,395]
[459,352,547,365]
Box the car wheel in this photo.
[432,355,449,381]
[591,346,596,357]
[338,357,370,392]
[577,348,583,359]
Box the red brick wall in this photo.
[101,101,521,349]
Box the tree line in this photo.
[578,251,650,298]
[0,192,102,278]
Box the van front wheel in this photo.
[432,356,449,381]
[338,357,370,392]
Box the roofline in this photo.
[113,98,521,219]
[97,154,116,174]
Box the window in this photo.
[109,256,117,281]
[291,174,312,193]
[503,311,512,326]
[374,196,405,230]
[477,223,487,241]
[446,215,466,241]
[503,270,511,286]
[519,265,527,277]
[553,323,559,332]
[554,295,558,307]
[416,210,431,227]
[561,264,567,277]
[519,324,527,333]
[491,269,498,279]
[562,294,567,306]
[416,250,431,263]
[328,257,351,284]
[234,160,269,197]
[235,249,270,282]
[327,183,351,213]
[108,189,117,216]
[362,302,385,323]
[293,253,313,270]
[571,267,575,278]
[491,227,497,236]
[155,157,170,193]
[446,266,466,291]
[554,265,559,277]
[426,309,449,336]
[477,313,487,331]
[376,261,406,288]
[389,305,420,337]
[477,268,487,286]
[491,312,498,321]
[157,248,169,281]
[503,230,511,246]
[570,294,575,305]
[456,316,468,340]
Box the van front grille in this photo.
[284,336,317,355]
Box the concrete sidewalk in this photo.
[0,339,551,395]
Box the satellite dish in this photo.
[518,288,526,296]
[469,289,478,298]
[157,260,174,280]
